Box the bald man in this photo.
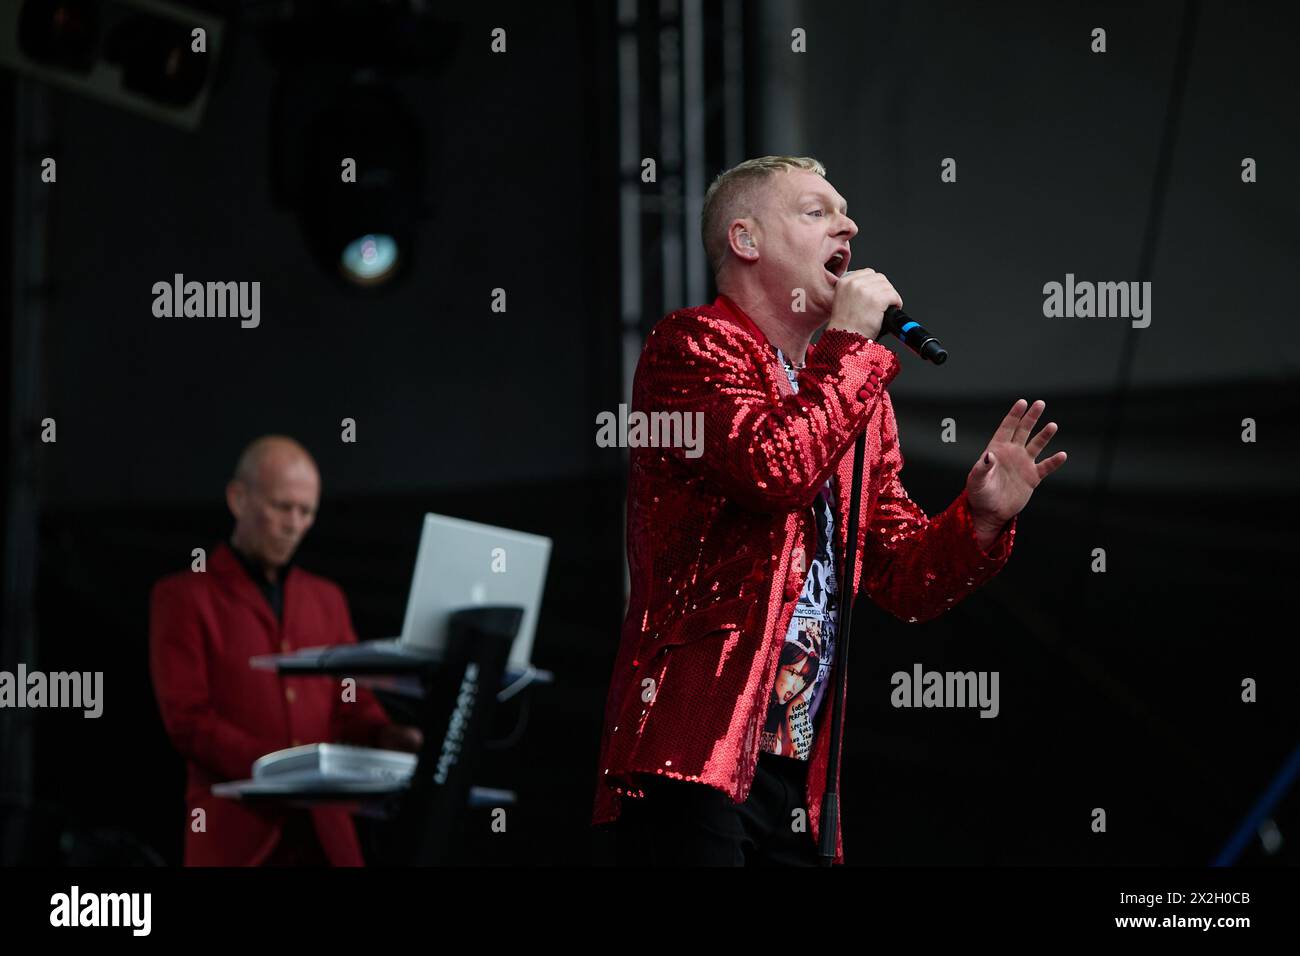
[149,435,423,866]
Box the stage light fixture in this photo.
[2,0,224,129]
[285,77,426,290]
[340,233,401,287]
[17,0,100,74]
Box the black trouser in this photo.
[614,751,821,866]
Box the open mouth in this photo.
[824,251,849,283]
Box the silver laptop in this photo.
[254,513,551,676]
[389,512,552,669]
[234,515,552,788]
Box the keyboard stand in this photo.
[215,604,527,865]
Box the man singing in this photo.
[150,435,423,865]
[593,156,1067,865]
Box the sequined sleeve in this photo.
[858,390,1016,623]
[639,313,901,513]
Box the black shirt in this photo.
[227,538,292,623]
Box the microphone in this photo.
[883,305,947,365]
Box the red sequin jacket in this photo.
[150,541,393,866]
[592,294,1017,864]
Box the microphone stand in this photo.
[817,427,865,865]
[818,308,946,865]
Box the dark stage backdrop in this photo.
[17,4,625,865]
[4,0,1298,867]
[747,0,1300,865]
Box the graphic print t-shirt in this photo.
[759,349,840,761]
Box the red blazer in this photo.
[149,540,392,866]
[593,295,1018,863]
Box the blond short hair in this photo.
[700,155,827,277]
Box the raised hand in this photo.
[965,399,1067,533]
